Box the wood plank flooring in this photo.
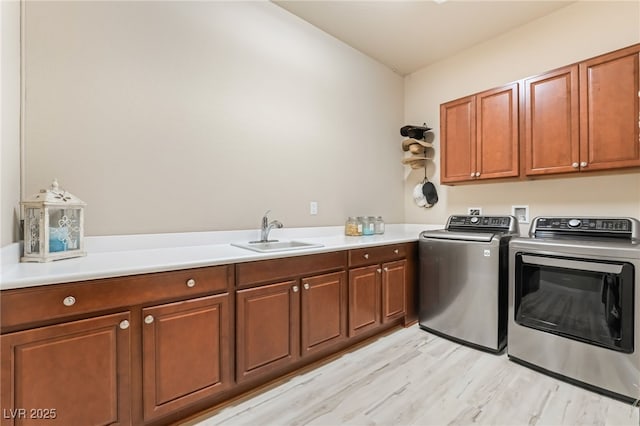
[181,326,639,426]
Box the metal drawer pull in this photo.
[363,253,369,259]
[292,285,299,293]
[394,249,399,254]
[377,268,382,273]
[144,315,154,324]
[303,283,310,290]
[119,320,130,330]
[186,278,196,288]
[384,267,389,272]
[63,296,76,307]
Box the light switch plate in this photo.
[310,201,318,215]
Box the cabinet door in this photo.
[440,96,476,183]
[524,66,580,175]
[381,260,406,323]
[580,45,640,171]
[236,281,299,382]
[476,83,519,180]
[141,294,231,421]
[0,312,130,426]
[300,271,347,356]
[348,265,381,337]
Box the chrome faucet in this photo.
[258,210,283,243]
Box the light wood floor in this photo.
[182,326,639,426]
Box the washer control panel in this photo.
[447,215,515,231]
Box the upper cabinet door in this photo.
[524,66,580,176]
[579,45,640,171]
[476,83,520,180]
[440,96,476,183]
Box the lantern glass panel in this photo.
[48,208,82,253]
[25,207,41,255]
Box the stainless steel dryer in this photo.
[509,216,640,402]
[419,215,519,352]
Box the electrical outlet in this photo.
[468,207,482,216]
[310,201,318,215]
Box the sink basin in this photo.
[231,240,324,253]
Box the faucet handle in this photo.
[262,210,271,228]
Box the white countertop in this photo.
[0,224,442,291]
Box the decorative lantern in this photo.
[21,179,86,262]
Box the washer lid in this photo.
[420,229,496,242]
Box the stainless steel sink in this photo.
[231,240,323,253]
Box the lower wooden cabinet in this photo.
[348,259,407,336]
[0,244,416,425]
[141,293,232,422]
[348,265,381,336]
[236,271,347,383]
[236,280,300,382]
[300,272,347,356]
[381,259,407,323]
[0,312,131,426]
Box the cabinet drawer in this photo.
[1,265,232,332]
[348,244,406,268]
[236,251,347,288]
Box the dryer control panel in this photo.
[530,217,639,240]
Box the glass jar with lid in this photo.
[362,216,375,236]
[374,216,385,234]
[345,217,360,236]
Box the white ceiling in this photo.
[273,0,575,75]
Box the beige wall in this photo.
[404,1,640,231]
[22,1,404,237]
[1,0,21,246]
[9,1,640,243]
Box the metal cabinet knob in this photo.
[383,267,389,272]
[119,320,130,330]
[393,249,399,254]
[475,172,480,177]
[186,278,196,288]
[144,315,154,324]
[377,268,382,273]
[470,172,475,177]
[572,162,579,168]
[292,285,299,293]
[363,253,369,259]
[580,161,588,167]
[303,283,310,290]
[63,296,76,307]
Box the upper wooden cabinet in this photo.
[579,45,640,171]
[440,95,475,183]
[524,65,580,175]
[524,45,640,175]
[440,83,519,183]
[443,43,640,183]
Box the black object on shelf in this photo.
[400,124,431,140]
